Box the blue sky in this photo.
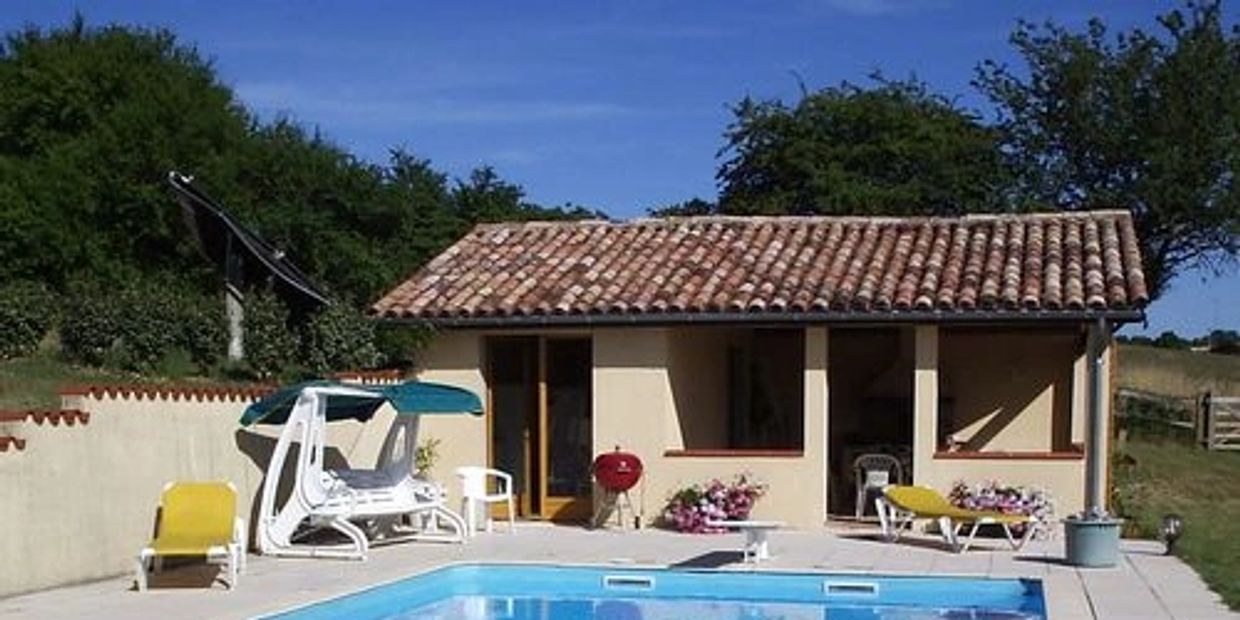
[5,1,1237,336]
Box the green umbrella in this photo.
[240,380,482,426]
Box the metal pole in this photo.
[1085,317,1109,516]
[224,235,244,361]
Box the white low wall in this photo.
[0,383,410,598]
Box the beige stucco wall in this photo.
[602,326,828,529]
[939,328,1079,452]
[919,458,1087,516]
[414,326,830,529]
[665,327,729,449]
[912,325,939,488]
[0,390,405,597]
[410,331,488,491]
[0,370,483,599]
[907,324,1107,518]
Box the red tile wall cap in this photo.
[59,383,276,403]
[371,210,1149,322]
[0,435,27,452]
[0,409,90,426]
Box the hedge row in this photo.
[0,281,57,359]
[1,282,386,380]
[59,284,228,373]
[242,290,382,379]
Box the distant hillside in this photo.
[1118,344,1240,399]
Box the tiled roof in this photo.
[372,211,1148,324]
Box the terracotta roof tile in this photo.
[372,211,1149,324]
[0,409,90,426]
[60,383,274,402]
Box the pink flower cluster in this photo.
[662,474,767,534]
[948,480,1055,537]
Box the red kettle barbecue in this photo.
[591,447,644,528]
[592,447,643,492]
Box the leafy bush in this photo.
[174,293,228,371]
[375,322,432,369]
[60,284,227,372]
[0,281,57,359]
[414,437,441,477]
[302,304,382,373]
[242,290,299,379]
[112,288,182,372]
[60,288,126,367]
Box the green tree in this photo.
[1153,330,1190,349]
[648,197,716,217]
[716,76,1009,216]
[1209,329,1240,354]
[0,17,621,373]
[0,16,250,290]
[0,18,601,314]
[452,165,603,223]
[975,1,1240,298]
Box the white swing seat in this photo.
[254,385,469,560]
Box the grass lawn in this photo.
[0,353,139,410]
[1115,438,1240,610]
[0,350,237,410]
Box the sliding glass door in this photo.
[486,336,593,521]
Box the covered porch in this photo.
[653,321,1112,525]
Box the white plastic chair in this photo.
[455,466,515,536]
[853,453,903,519]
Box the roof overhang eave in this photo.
[373,308,1147,329]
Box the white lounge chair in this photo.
[248,382,478,560]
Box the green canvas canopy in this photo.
[240,380,482,426]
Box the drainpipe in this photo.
[1085,316,1109,517]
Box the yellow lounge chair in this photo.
[875,485,1038,552]
[135,481,245,591]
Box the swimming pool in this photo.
[263,563,1046,619]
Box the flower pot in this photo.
[1064,516,1124,568]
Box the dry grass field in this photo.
[1117,343,1240,398]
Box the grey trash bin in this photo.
[1064,515,1124,567]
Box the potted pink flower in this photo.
[661,474,767,533]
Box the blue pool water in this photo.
[264,564,1046,619]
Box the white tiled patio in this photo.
[0,523,1233,620]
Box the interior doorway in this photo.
[827,327,915,517]
[485,336,593,521]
